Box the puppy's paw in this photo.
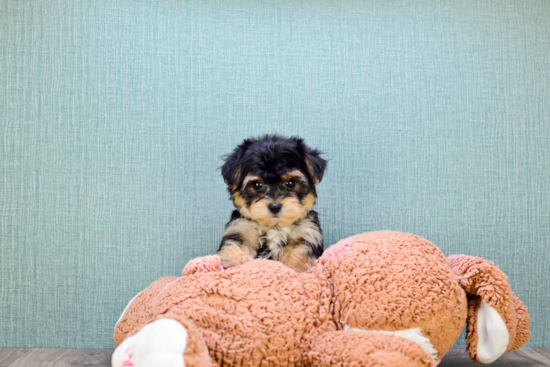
[279,243,316,273]
[218,243,255,268]
[112,319,187,367]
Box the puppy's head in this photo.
[221,135,327,227]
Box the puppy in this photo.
[218,135,327,273]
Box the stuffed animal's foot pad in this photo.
[112,319,188,367]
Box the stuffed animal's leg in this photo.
[304,330,437,367]
[112,313,217,367]
[182,254,224,276]
[448,255,530,364]
[114,276,179,346]
[112,318,186,367]
[114,255,223,352]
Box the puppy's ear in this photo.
[304,147,327,184]
[221,152,242,190]
[221,143,248,190]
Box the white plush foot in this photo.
[112,319,188,367]
[476,299,509,363]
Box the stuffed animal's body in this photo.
[112,231,530,367]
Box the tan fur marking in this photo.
[223,218,261,250]
[246,193,316,227]
[232,192,253,219]
[242,175,262,188]
[305,159,318,184]
[278,243,315,273]
[230,166,242,191]
[232,191,245,206]
[302,192,316,212]
[281,170,307,182]
[277,193,315,226]
[218,242,256,268]
[248,199,278,226]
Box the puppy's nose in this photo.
[268,202,282,214]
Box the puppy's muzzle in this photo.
[268,202,282,214]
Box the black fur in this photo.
[304,210,324,258]
[221,232,244,245]
[221,134,327,190]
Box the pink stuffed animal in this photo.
[112,231,530,367]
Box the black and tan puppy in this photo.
[218,135,327,272]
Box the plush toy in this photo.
[112,231,529,367]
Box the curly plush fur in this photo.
[113,231,530,367]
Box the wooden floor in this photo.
[0,348,549,366]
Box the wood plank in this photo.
[513,348,550,366]
[6,348,112,367]
[0,349,31,367]
[440,348,550,367]
[1,348,549,366]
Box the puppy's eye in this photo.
[285,179,295,189]
[252,181,263,190]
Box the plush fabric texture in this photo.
[182,255,225,276]
[113,276,178,346]
[448,255,531,363]
[323,231,466,356]
[2,0,548,349]
[154,260,333,366]
[113,231,530,366]
[131,313,217,367]
[304,331,436,367]
[511,297,532,351]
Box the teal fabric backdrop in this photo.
[1,0,549,349]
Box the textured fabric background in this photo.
[1,0,548,349]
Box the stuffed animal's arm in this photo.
[447,255,530,364]
[182,254,224,276]
[304,330,436,367]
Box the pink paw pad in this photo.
[121,345,134,366]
